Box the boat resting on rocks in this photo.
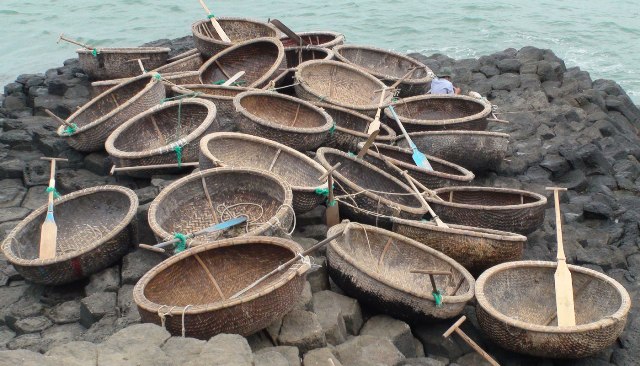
[134,236,309,339]
[77,46,171,80]
[326,222,475,321]
[192,17,279,57]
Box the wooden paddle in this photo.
[57,33,94,50]
[400,170,448,228]
[387,105,433,171]
[110,162,199,175]
[325,172,340,227]
[444,316,500,366]
[270,19,309,46]
[546,186,576,327]
[222,71,245,86]
[39,157,68,259]
[44,109,74,129]
[198,0,231,43]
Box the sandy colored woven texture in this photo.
[134,236,306,339]
[233,91,333,152]
[333,44,432,98]
[192,17,278,57]
[1,186,138,285]
[173,84,248,132]
[90,71,200,96]
[399,130,509,172]
[279,31,345,49]
[326,222,474,321]
[105,98,218,177]
[199,132,327,214]
[315,148,427,228]
[314,102,396,152]
[148,167,294,246]
[384,94,492,132]
[362,143,474,189]
[60,74,166,152]
[475,261,630,358]
[284,46,334,69]
[153,53,204,74]
[77,47,170,80]
[198,37,285,89]
[392,218,526,273]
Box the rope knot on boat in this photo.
[173,232,188,253]
[62,123,78,135]
[433,289,443,308]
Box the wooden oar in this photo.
[39,157,69,259]
[270,19,308,46]
[198,0,231,43]
[44,109,74,128]
[325,172,340,227]
[444,316,500,366]
[387,105,433,171]
[546,186,576,327]
[57,33,94,50]
[318,141,375,182]
[400,170,448,228]
[139,216,247,253]
[229,227,347,299]
[222,71,245,86]
[110,162,199,175]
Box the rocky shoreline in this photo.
[0,36,639,365]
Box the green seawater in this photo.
[0,0,638,103]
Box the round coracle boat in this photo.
[279,31,345,49]
[192,17,279,57]
[284,46,334,69]
[77,47,171,80]
[172,84,250,132]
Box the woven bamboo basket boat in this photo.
[362,143,474,189]
[1,186,138,285]
[315,148,427,228]
[284,46,334,69]
[152,52,205,74]
[279,31,345,49]
[233,91,333,151]
[199,132,327,214]
[77,47,171,80]
[391,218,526,273]
[294,60,394,117]
[91,71,200,96]
[333,45,432,98]
[314,103,396,152]
[148,168,295,246]
[59,73,165,152]
[475,261,631,358]
[198,37,285,89]
[134,236,308,339]
[326,222,474,321]
[398,130,509,172]
[192,17,279,57]
[172,84,250,131]
[384,95,493,132]
[425,186,547,235]
[105,98,218,177]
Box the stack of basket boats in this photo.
[1,14,630,362]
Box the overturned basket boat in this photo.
[148,168,295,246]
[91,71,200,96]
[279,31,345,49]
[192,17,279,57]
[233,91,333,151]
[172,84,250,131]
[199,37,285,89]
[398,130,509,172]
[77,47,171,80]
[333,45,432,98]
[326,222,474,321]
[391,218,526,273]
[295,60,394,117]
[134,236,308,339]
[315,103,396,152]
[425,186,547,235]
[59,73,165,152]
[152,52,205,74]
[475,261,631,358]
[315,148,427,228]
[105,98,218,177]
[384,95,493,132]
[200,132,327,214]
[1,186,138,285]
[362,143,474,189]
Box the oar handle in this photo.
[546,187,567,261]
[222,71,245,86]
[198,0,231,43]
[110,162,199,175]
[57,33,94,50]
[270,19,308,46]
[389,66,421,90]
[138,244,167,253]
[44,109,74,127]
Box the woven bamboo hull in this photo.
[326,223,474,321]
[279,31,345,49]
[384,95,492,133]
[105,99,218,178]
[192,18,279,57]
[398,130,509,172]
[391,218,526,273]
[90,71,200,97]
[475,261,631,358]
[153,53,204,74]
[199,132,327,214]
[60,74,166,152]
[233,91,333,152]
[426,186,547,235]
[134,236,307,339]
[284,46,334,69]
[1,186,138,285]
[172,85,249,132]
[77,47,171,80]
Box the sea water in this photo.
[0,0,638,103]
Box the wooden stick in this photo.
[167,48,200,63]
[222,71,245,86]
[44,109,73,127]
[110,162,198,175]
[214,60,232,79]
[378,237,393,266]
[443,316,500,366]
[410,269,453,276]
[400,170,448,228]
[291,104,301,127]
[38,157,68,259]
[193,253,226,299]
[57,33,94,50]
[270,19,308,46]
[198,0,231,42]
[487,118,510,124]
[325,173,340,227]
[268,149,282,172]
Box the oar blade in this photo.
[412,149,434,171]
[205,216,247,232]
[326,204,340,227]
[39,219,57,259]
[554,262,576,326]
